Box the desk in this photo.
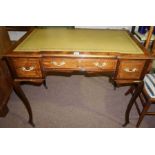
[4,28,152,126]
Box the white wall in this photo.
[8,31,26,41]
[75,26,132,31]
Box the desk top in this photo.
[14,28,143,54]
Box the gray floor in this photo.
[0,76,155,128]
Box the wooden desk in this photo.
[4,28,152,126]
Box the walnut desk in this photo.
[4,28,152,126]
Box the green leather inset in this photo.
[14,28,143,54]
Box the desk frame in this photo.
[4,28,153,127]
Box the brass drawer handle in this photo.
[124,68,138,72]
[21,66,35,72]
[51,61,66,67]
[94,62,106,68]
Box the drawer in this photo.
[116,60,146,80]
[43,58,78,69]
[43,57,117,71]
[79,59,117,71]
[11,58,42,78]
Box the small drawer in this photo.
[79,59,117,71]
[43,58,78,69]
[116,60,146,80]
[12,58,42,78]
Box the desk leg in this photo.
[43,79,48,89]
[123,82,144,127]
[13,81,35,127]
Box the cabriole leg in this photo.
[13,81,35,127]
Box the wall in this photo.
[75,26,132,31]
[8,31,26,41]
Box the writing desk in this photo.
[4,28,152,126]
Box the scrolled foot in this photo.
[122,121,129,127]
[29,120,35,127]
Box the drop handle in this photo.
[21,66,35,72]
[124,68,138,72]
[51,61,66,67]
[94,62,107,68]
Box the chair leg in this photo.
[123,82,144,127]
[125,85,135,96]
[136,102,151,128]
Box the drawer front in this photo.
[43,57,117,71]
[116,60,146,80]
[12,58,42,78]
[80,59,117,71]
[43,58,78,69]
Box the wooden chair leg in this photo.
[125,85,135,96]
[123,82,144,127]
[136,102,151,128]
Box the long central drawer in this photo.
[42,57,117,71]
